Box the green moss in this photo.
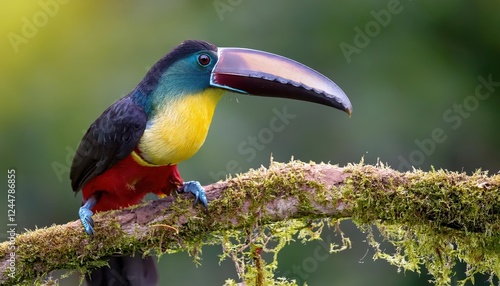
[342,163,500,285]
[2,160,500,285]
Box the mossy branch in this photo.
[1,160,500,285]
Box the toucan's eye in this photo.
[198,54,211,66]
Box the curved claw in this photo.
[180,181,208,210]
[79,195,98,236]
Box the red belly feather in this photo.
[81,154,183,212]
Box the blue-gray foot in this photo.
[179,181,208,209]
[79,195,97,236]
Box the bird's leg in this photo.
[79,193,100,236]
[169,166,208,210]
[179,181,208,210]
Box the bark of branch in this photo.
[1,161,499,285]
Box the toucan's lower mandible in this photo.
[211,47,352,115]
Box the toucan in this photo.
[70,40,352,286]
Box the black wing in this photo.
[70,96,147,192]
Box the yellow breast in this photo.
[138,88,223,165]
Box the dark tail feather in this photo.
[86,255,158,286]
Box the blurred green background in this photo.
[1,1,499,285]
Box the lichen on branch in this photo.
[0,160,499,286]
